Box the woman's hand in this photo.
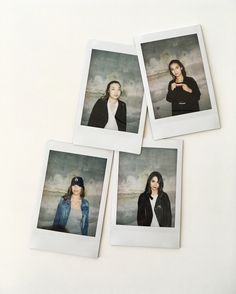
[171,83,177,91]
[182,83,192,93]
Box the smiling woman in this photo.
[88,80,127,131]
[137,171,172,227]
[52,176,89,235]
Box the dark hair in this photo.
[168,59,186,79]
[143,171,164,197]
[102,80,122,99]
[63,180,85,200]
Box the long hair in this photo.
[143,171,164,197]
[168,59,186,79]
[102,80,122,99]
[63,184,85,200]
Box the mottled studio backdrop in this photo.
[117,148,177,227]
[141,34,212,118]
[81,49,144,133]
[37,150,107,237]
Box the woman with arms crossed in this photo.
[53,176,89,235]
[166,59,201,116]
[88,80,127,131]
[137,171,172,227]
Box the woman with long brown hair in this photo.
[53,176,89,235]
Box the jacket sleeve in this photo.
[116,101,127,131]
[81,200,89,235]
[123,103,127,131]
[137,194,145,226]
[163,193,172,227]
[188,77,201,101]
[166,81,176,102]
[88,99,102,127]
[53,198,63,227]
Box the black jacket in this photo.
[137,191,172,227]
[166,76,201,116]
[87,98,127,131]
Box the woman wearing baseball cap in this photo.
[52,176,89,235]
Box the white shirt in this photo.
[150,194,160,227]
[104,100,118,130]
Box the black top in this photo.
[137,191,172,227]
[87,98,127,131]
[166,76,201,116]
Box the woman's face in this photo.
[72,185,82,196]
[108,83,121,100]
[170,63,183,78]
[150,176,159,193]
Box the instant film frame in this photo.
[73,40,146,154]
[135,25,220,139]
[110,138,183,249]
[30,141,113,258]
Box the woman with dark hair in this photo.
[166,59,201,116]
[88,80,127,131]
[137,171,172,227]
[52,176,89,235]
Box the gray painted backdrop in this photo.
[141,34,212,118]
[81,49,144,133]
[117,148,177,227]
[37,150,107,237]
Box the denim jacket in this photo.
[53,196,89,235]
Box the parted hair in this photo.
[143,171,164,197]
[168,59,186,79]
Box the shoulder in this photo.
[160,192,170,201]
[168,79,175,85]
[82,198,89,206]
[138,192,147,202]
[58,196,70,206]
[118,100,126,107]
[185,76,196,83]
[95,97,107,106]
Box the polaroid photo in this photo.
[135,24,220,139]
[30,140,113,258]
[110,138,183,249]
[73,40,146,154]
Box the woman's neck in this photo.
[151,190,158,196]
[108,97,118,104]
[71,194,81,208]
[175,74,184,83]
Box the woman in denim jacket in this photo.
[53,176,89,235]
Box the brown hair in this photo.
[168,59,186,79]
[63,183,85,200]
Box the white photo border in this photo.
[30,140,113,258]
[135,24,220,139]
[73,40,147,154]
[110,138,183,249]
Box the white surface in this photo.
[0,0,235,293]
[110,139,183,249]
[30,141,113,258]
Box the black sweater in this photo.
[166,76,201,116]
[87,98,127,131]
